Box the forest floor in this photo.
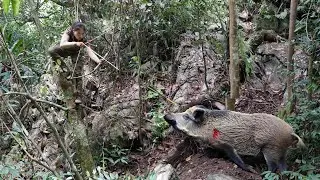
[127,134,264,180]
[110,85,284,179]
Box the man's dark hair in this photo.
[71,21,86,31]
[67,21,86,42]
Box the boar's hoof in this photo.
[247,165,259,174]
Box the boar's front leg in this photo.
[262,146,286,173]
[218,143,254,173]
[278,156,288,172]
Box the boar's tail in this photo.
[291,133,306,149]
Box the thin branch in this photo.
[69,61,101,80]
[70,47,112,79]
[83,44,119,71]
[19,15,52,26]
[19,100,31,119]
[71,47,82,79]
[79,104,97,112]
[35,99,68,111]
[116,1,123,71]
[1,119,58,175]
[6,104,29,137]
[1,92,68,111]
[85,30,109,44]
[147,86,176,105]
[0,31,29,92]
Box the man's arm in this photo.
[59,28,79,48]
[86,46,101,64]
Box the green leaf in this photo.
[34,171,50,179]
[105,158,115,164]
[0,167,9,175]
[1,24,7,39]
[0,71,11,81]
[12,0,21,16]
[2,0,10,14]
[1,86,9,93]
[9,39,23,53]
[275,9,288,19]
[40,86,49,96]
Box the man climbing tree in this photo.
[48,21,101,65]
[47,21,101,176]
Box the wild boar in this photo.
[164,105,305,173]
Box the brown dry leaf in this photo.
[185,155,192,161]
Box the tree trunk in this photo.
[226,0,239,110]
[286,0,298,113]
[56,55,94,177]
[307,55,313,101]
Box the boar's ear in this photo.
[192,109,205,123]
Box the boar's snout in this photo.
[164,114,177,127]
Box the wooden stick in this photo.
[83,44,119,71]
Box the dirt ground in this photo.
[127,134,264,180]
[119,86,283,179]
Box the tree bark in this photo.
[286,0,298,113]
[56,55,94,177]
[227,0,239,110]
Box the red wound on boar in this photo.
[212,128,220,139]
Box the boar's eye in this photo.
[183,114,195,121]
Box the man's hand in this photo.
[75,42,85,47]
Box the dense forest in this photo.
[0,0,319,179]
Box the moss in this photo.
[73,122,94,175]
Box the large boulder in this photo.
[153,163,178,180]
[86,81,141,147]
[249,42,308,91]
[167,32,228,112]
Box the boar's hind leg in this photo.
[219,143,251,172]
